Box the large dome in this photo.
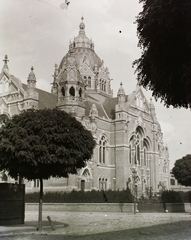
[59,17,102,71]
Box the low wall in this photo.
[26,203,136,213]
[138,202,191,213]
[26,202,190,213]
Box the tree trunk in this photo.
[38,178,43,231]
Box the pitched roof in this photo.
[22,84,57,109]
[103,97,118,119]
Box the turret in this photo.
[117,82,126,108]
[24,67,39,109]
[27,66,36,92]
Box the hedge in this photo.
[161,191,191,203]
[25,189,134,203]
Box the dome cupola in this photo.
[59,17,102,72]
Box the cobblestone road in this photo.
[1,211,191,239]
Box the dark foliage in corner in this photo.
[133,0,191,108]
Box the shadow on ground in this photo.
[1,220,191,240]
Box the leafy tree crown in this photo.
[0,108,96,180]
[172,154,191,187]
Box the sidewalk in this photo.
[0,211,190,237]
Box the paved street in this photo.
[0,211,191,239]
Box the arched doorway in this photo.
[81,180,85,191]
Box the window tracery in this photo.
[99,178,107,190]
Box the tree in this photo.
[133,0,191,108]
[172,154,191,187]
[0,108,96,230]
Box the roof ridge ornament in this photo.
[3,55,9,65]
[2,54,9,75]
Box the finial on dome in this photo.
[28,66,36,80]
[3,55,9,65]
[2,54,9,74]
[79,15,85,34]
[117,82,125,96]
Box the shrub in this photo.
[161,190,191,203]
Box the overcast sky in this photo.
[1,0,191,168]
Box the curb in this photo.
[0,224,67,236]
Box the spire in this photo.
[79,16,85,35]
[2,55,9,74]
[51,64,58,95]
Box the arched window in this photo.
[101,80,104,91]
[99,79,102,89]
[69,86,75,96]
[99,178,108,190]
[103,81,106,92]
[61,87,65,97]
[79,88,82,98]
[103,141,105,163]
[88,77,91,88]
[170,179,175,186]
[129,145,132,164]
[99,135,107,164]
[144,148,147,166]
[82,169,90,177]
[136,144,140,165]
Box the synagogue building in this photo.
[0,18,170,196]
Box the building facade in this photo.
[0,18,170,196]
